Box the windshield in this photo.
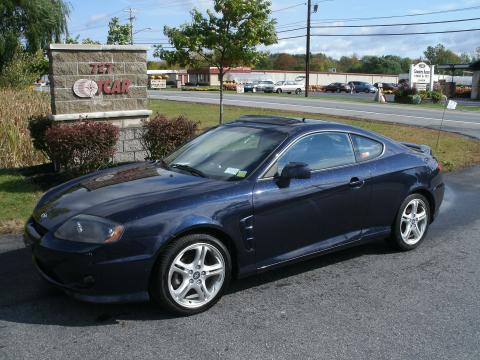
[164,126,287,181]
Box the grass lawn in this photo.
[1,99,479,234]
[154,89,480,112]
[0,169,42,234]
[149,99,480,172]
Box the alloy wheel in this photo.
[167,243,225,309]
[400,198,428,245]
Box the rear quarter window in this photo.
[351,134,384,162]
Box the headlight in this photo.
[54,215,124,244]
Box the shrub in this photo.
[411,94,422,104]
[0,50,48,89]
[430,91,443,103]
[0,88,49,168]
[28,115,54,158]
[141,115,199,160]
[44,121,119,175]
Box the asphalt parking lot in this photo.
[1,167,479,360]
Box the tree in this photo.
[155,0,277,124]
[107,17,132,45]
[66,35,101,45]
[424,44,461,66]
[0,0,69,71]
[273,53,297,69]
[82,38,101,45]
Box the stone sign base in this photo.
[48,109,151,162]
[47,44,152,163]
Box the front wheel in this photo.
[295,88,302,95]
[276,88,282,94]
[150,234,231,315]
[389,194,430,251]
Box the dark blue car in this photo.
[25,116,444,314]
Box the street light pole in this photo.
[305,0,311,97]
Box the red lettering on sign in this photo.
[110,80,121,94]
[122,80,131,94]
[103,80,111,94]
[96,80,103,94]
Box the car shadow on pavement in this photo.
[0,239,395,327]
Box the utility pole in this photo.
[125,8,136,45]
[305,0,312,97]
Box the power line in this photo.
[311,28,480,36]
[278,16,480,33]
[277,27,480,40]
[313,16,480,28]
[69,7,128,32]
[272,2,305,13]
[309,5,480,24]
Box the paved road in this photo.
[1,167,480,360]
[149,90,480,139]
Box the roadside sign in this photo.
[447,100,457,110]
[150,79,166,89]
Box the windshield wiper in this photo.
[170,163,206,178]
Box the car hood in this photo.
[33,163,233,230]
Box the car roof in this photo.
[229,115,388,140]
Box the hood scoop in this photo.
[81,163,160,191]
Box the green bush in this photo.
[28,115,54,158]
[141,114,198,160]
[44,121,119,175]
[429,91,442,103]
[0,50,48,89]
[411,94,422,104]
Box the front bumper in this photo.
[24,218,153,303]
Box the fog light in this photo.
[83,275,95,286]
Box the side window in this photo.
[351,134,383,162]
[271,132,356,176]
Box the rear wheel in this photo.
[389,194,430,251]
[150,234,231,315]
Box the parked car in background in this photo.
[244,81,259,92]
[244,80,274,93]
[274,81,304,94]
[373,83,399,94]
[324,82,352,93]
[256,80,275,93]
[25,115,444,315]
[348,81,377,93]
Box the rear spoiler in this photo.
[401,142,433,156]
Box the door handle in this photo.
[349,177,365,188]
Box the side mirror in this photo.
[277,162,311,187]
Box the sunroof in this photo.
[235,115,303,126]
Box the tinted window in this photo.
[273,132,356,175]
[351,135,383,161]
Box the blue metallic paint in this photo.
[24,118,444,303]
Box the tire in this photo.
[295,88,302,95]
[389,193,431,251]
[276,88,282,94]
[336,89,341,93]
[150,233,232,315]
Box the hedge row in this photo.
[29,114,198,175]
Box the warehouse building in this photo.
[187,67,398,86]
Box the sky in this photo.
[67,0,480,60]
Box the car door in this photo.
[253,132,372,269]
